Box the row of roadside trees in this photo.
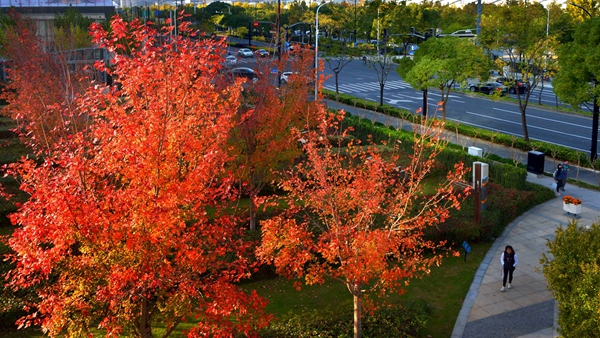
[319,0,600,163]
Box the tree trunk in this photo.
[520,106,529,142]
[422,89,428,119]
[591,98,599,162]
[538,78,544,105]
[380,83,384,106]
[441,99,447,121]
[249,194,257,231]
[140,296,152,338]
[353,285,363,338]
[440,86,449,121]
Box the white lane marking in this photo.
[465,111,592,140]
[446,116,591,153]
[492,107,595,130]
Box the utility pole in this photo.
[476,0,481,35]
[277,0,281,87]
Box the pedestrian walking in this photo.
[553,164,564,195]
[561,160,570,191]
[500,245,518,292]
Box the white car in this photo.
[280,71,313,85]
[225,55,237,66]
[280,71,294,84]
[237,48,254,58]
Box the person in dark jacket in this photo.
[501,245,518,292]
[553,164,564,195]
[561,160,570,191]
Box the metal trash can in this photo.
[527,151,545,175]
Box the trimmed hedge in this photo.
[426,181,555,243]
[342,114,529,190]
[325,89,599,170]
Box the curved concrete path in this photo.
[452,174,600,338]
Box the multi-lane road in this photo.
[225,45,598,157]
[321,60,598,157]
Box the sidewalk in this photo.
[452,175,600,338]
[323,99,600,338]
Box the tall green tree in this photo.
[566,0,599,21]
[478,1,552,142]
[552,17,600,162]
[541,221,600,338]
[397,37,489,121]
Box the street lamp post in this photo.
[354,0,357,45]
[568,2,598,162]
[568,1,592,18]
[315,2,329,100]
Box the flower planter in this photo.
[563,202,582,215]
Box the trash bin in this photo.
[527,151,545,175]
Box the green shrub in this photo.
[428,182,555,243]
[259,301,429,338]
[541,221,600,338]
[324,91,599,170]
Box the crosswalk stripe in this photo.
[323,80,412,93]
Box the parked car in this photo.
[469,82,507,95]
[255,49,269,57]
[225,55,237,66]
[237,48,254,58]
[230,67,258,83]
[495,77,528,94]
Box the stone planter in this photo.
[563,202,582,215]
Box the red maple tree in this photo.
[226,46,320,231]
[4,16,270,337]
[0,10,95,152]
[257,110,471,338]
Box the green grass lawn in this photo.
[240,241,491,338]
[0,242,489,338]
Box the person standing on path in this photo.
[501,245,518,292]
[553,164,564,195]
[561,160,570,191]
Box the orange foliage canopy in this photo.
[257,110,471,337]
[1,10,96,152]
[4,15,270,337]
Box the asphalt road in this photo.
[224,42,599,157]
[321,59,599,156]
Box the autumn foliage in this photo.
[0,10,95,152]
[226,46,320,231]
[3,16,272,337]
[257,111,471,338]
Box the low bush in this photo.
[258,300,429,338]
[427,181,555,243]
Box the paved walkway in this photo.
[452,174,600,338]
[323,99,600,338]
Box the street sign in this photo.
[462,241,471,254]
[253,21,259,28]
[462,241,471,262]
